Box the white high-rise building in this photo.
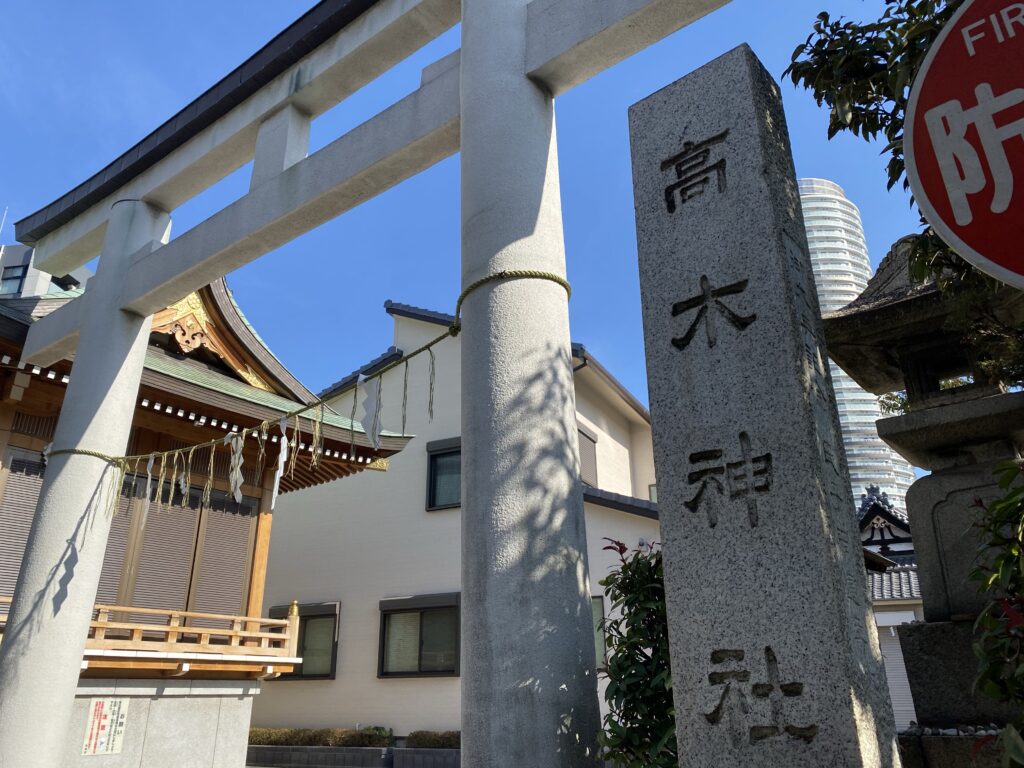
[799,178,916,513]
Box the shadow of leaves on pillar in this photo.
[462,338,602,766]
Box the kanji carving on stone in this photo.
[705,647,818,747]
[661,130,729,212]
[685,432,772,528]
[671,275,756,351]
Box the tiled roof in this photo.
[858,485,909,525]
[383,300,651,423]
[0,301,33,326]
[583,487,658,520]
[384,300,456,327]
[869,564,921,601]
[144,347,402,436]
[318,346,405,400]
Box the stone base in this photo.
[246,745,391,767]
[245,746,463,767]
[898,732,1002,768]
[898,622,1018,727]
[64,678,258,768]
[904,464,1005,622]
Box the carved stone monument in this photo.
[630,45,901,765]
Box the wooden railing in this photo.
[0,596,300,679]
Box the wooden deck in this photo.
[0,596,300,679]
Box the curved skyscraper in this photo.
[799,178,917,513]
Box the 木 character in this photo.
[671,275,756,351]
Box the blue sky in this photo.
[0,1,918,404]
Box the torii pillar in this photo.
[0,200,170,768]
[460,0,602,765]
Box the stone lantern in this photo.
[824,239,1024,756]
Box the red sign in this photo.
[906,0,1024,288]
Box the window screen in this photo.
[592,596,606,669]
[269,602,340,679]
[297,615,337,676]
[428,450,461,509]
[380,598,459,677]
[578,429,598,487]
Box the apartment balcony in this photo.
[0,597,300,680]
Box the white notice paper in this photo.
[82,697,129,755]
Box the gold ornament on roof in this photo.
[152,292,273,392]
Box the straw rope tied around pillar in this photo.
[41,270,570,515]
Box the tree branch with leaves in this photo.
[786,0,1024,386]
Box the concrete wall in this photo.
[253,313,660,734]
[65,679,256,768]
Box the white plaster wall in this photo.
[254,314,660,735]
[255,316,464,733]
[629,422,656,501]
[575,379,634,496]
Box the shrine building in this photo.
[0,245,408,762]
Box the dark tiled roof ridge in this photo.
[583,486,658,520]
[384,300,651,423]
[384,300,455,327]
[317,345,405,399]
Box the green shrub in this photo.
[248,726,393,748]
[598,539,675,768]
[343,727,394,747]
[971,461,1024,766]
[404,731,461,749]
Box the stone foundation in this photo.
[898,622,1019,726]
[899,732,1003,768]
[245,746,462,767]
[63,678,257,768]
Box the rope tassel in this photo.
[271,417,289,510]
[37,269,572,490]
[141,454,155,530]
[310,405,324,470]
[227,433,245,504]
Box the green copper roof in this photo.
[44,287,86,300]
[143,348,401,436]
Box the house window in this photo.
[379,593,459,677]
[648,484,658,503]
[578,425,598,487]
[268,602,340,680]
[0,265,27,296]
[426,437,461,510]
[592,596,606,669]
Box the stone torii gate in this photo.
[0,1,729,766]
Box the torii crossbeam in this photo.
[0,1,727,766]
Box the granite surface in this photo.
[630,44,900,766]
[906,466,1005,622]
[898,621,1020,727]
